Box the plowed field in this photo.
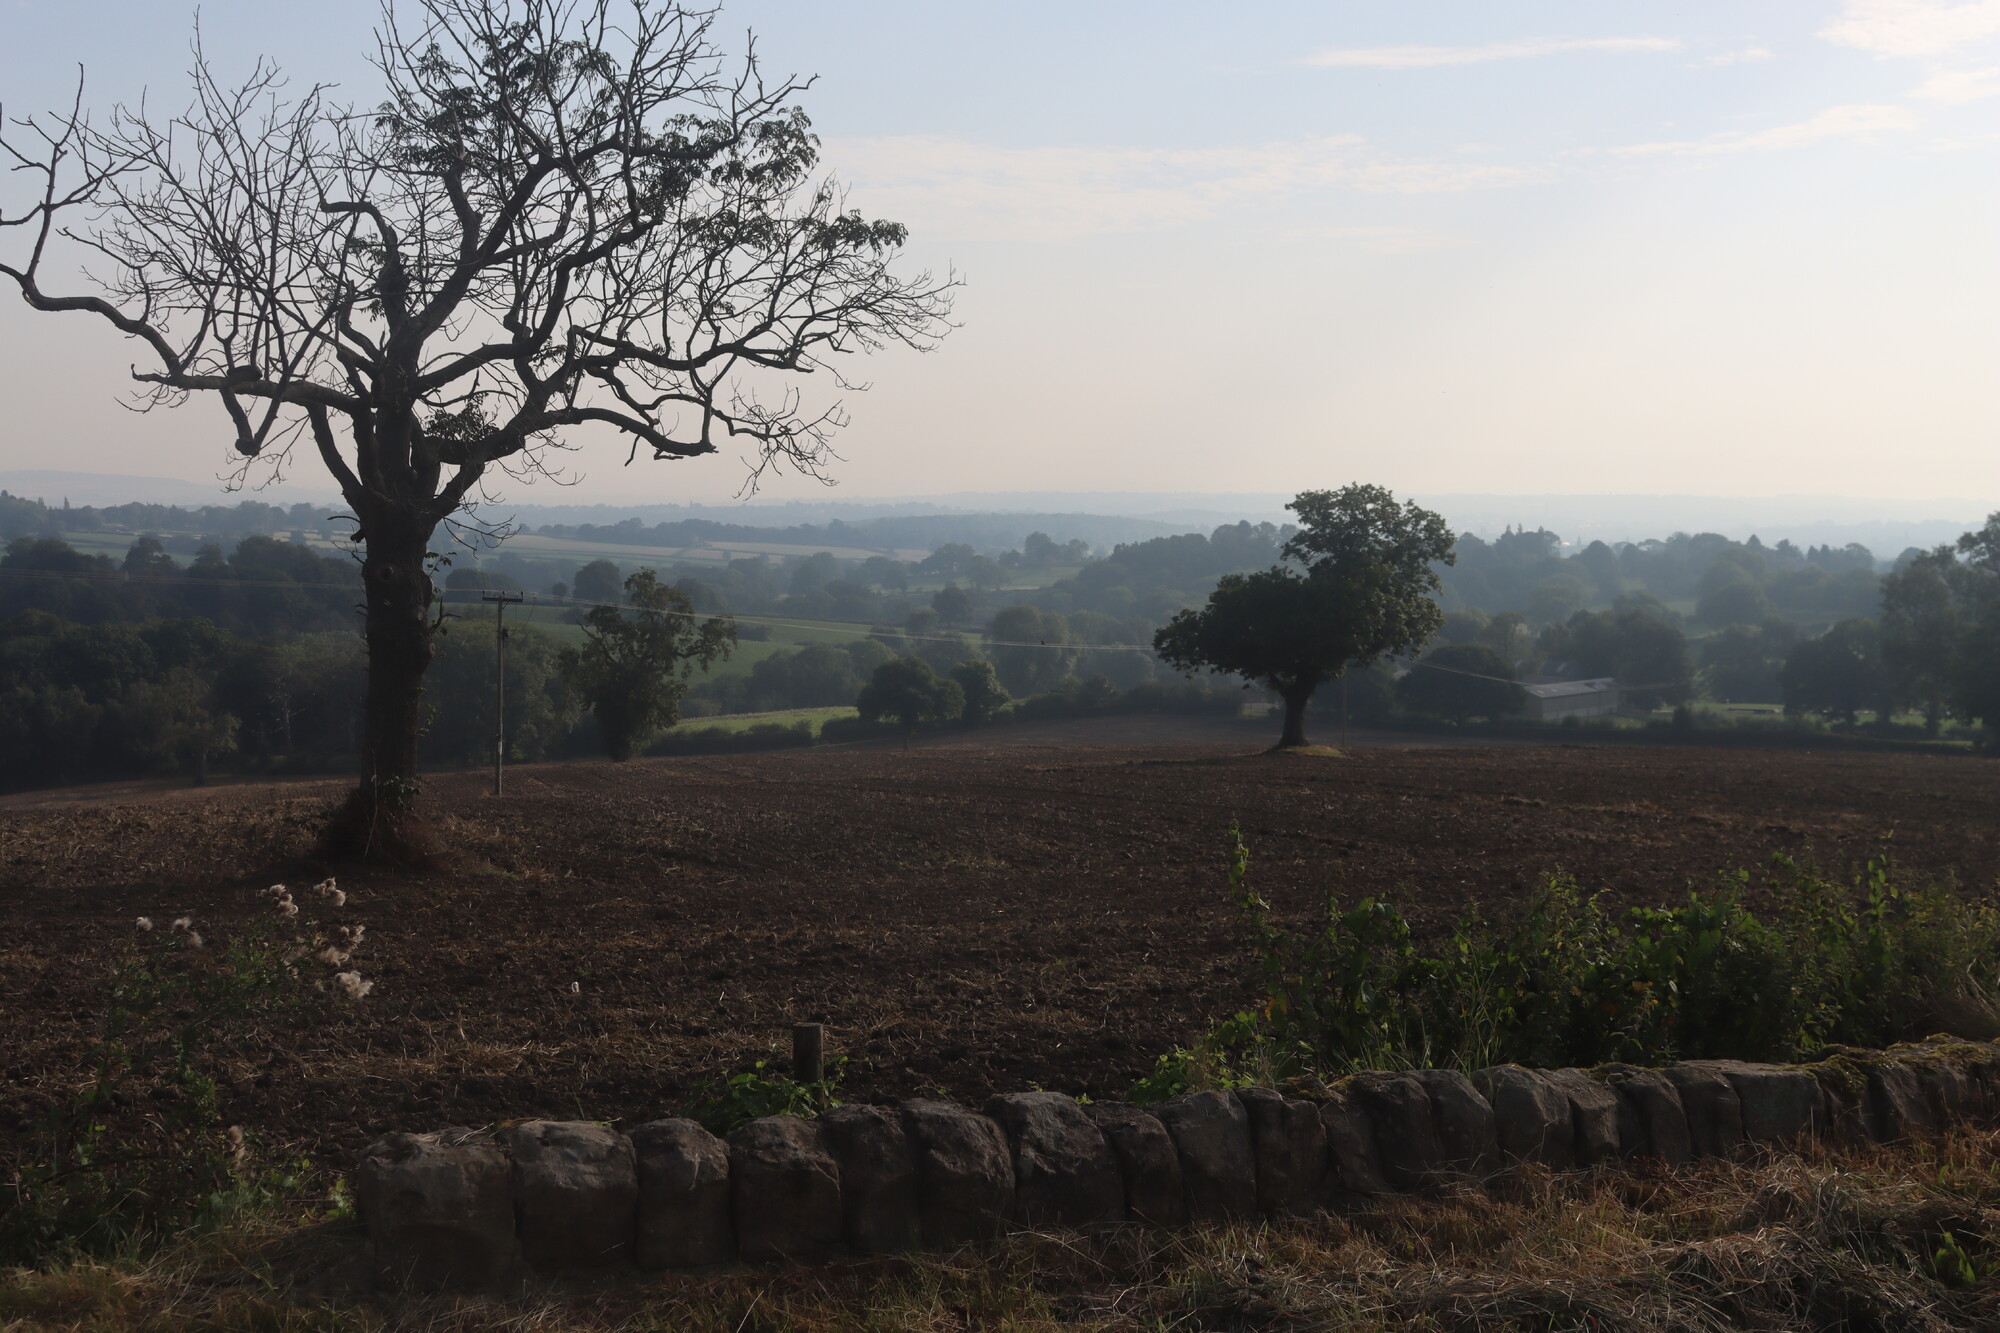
[4,733,1997,1167]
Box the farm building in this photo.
[1521,677,1622,721]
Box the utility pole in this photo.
[1340,673,1349,749]
[482,590,525,795]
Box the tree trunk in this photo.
[1277,684,1314,749]
[322,509,442,865]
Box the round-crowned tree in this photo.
[1154,485,1455,748]
[562,571,735,761]
[857,657,964,749]
[950,659,1011,725]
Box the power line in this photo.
[0,563,1157,651]
[0,561,1679,687]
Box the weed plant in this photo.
[679,1057,847,1136]
[0,883,369,1266]
[1134,827,2000,1099]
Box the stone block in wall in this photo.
[356,1128,517,1289]
[1474,1066,1573,1170]
[1663,1064,1746,1158]
[500,1120,637,1270]
[1599,1067,1693,1165]
[1237,1087,1328,1216]
[1690,1061,1821,1144]
[1414,1070,1498,1174]
[1948,1042,2000,1121]
[1866,1061,1939,1142]
[729,1115,843,1262]
[901,1099,1014,1245]
[1152,1090,1257,1221]
[985,1091,1124,1228]
[1347,1073,1443,1189]
[1804,1060,1869,1144]
[1087,1102,1186,1227]
[1320,1086,1391,1196]
[1541,1070,1620,1167]
[1915,1057,1978,1127]
[819,1104,922,1254]
[630,1118,732,1269]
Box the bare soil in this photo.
[4,729,1997,1169]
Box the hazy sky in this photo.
[1,0,1996,510]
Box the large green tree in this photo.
[1698,619,1799,704]
[1879,550,1961,734]
[563,571,734,761]
[1947,515,2000,741]
[950,659,1011,725]
[856,656,964,748]
[984,604,1075,698]
[1540,605,1692,708]
[1,0,952,859]
[1781,618,1887,727]
[1396,643,1527,724]
[1154,485,1455,748]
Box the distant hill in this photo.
[2,471,1987,554]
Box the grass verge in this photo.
[8,1131,2000,1330]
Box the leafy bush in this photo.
[1134,828,2000,1100]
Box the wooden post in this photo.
[792,1022,825,1084]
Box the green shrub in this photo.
[1133,828,2000,1100]
[680,1058,845,1136]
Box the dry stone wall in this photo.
[353,1038,2000,1288]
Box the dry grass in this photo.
[10,1132,2000,1332]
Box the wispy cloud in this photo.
[1613,104,1919,156]
[1912,64,2000,99]
[1821,0,2000,57]
[827,136,1541,242]
[1704,46,1776,66]
[1306,36,1679,70]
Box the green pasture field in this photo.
[667,705,856,736]
[453,604,880,681]
[503,531,928,566]
[54,531,139,557]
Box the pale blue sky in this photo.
[1,1,1995,508]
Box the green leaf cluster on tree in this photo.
[1876,517,2000,737]
[1537,602,1693,708]
[984,604,1076,698]
[856,657,965,747]
[1152,485,1455,748]
[1777,513,2000,738]
[950,659,1011,725]
[1395,643,1528,724]
[561,571,735,761]
[1781,619,1889,728]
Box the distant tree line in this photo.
[2,534,359,633]
[0,492,347,545]
[0,608,591,793]
[6,498,1998,792]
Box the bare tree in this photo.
[1,0,954,860]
